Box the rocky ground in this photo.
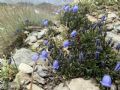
[0,5,120,90]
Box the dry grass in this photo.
[0,4,56,55]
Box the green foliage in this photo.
[60,3,91,30]
[54,2,120,89]
[0,56,18,90]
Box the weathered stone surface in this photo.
[26,84,44,90]
[25,35,37,43]
[14,71,31,85]
[18,63,33,73]
[37,29,48,39]
[33,72,46,84]
[12,48,36,66]
[106,32,120,44]
[36,65,49,78]
[86,14,98,23]
[106,23,114,31]
[110,84,117,90]
[107,12,118,19]
[54,83,69,90]
[54,78,99,90]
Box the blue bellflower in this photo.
[96,39,101,46]
[40,50,48,60]
[101,15,107,22]
[72,5,78,13]
[53,60,59,70]
[114,62,120,71]
[79,52,84,61]
[64,5,70,12]
[107,38,112,45]
[32,53,39,62]
[43,40,49,46]
[43,19,48,26]
[116,43,120,51]
[70,30,77,37]
[100,75,112,87]
[95,51,100,60]
[63,40,70,48]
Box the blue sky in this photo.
[0,0,71,5]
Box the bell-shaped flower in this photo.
[96,39,101,46]
[43,40,49,46]
[114,62,120,71]
[107,38,112,45]
[53,60,59,70]
[39,50,48,60]
[70,30,77,37]
[79,52,84,61]
[72,5,78,13]
[63,40,70,48]
[101,15,107,21]
[32,53,39,62]
[116,43,120,51]
[100,75,112,87]
[64,5,70,12]
[95,51,100,60]
[42,19,48,26]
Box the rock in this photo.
[31,42,40,50]
[107,12,118,19]
[24,31,29,34]
[86,14,98,23]
[0,58,3,64]
[110,84,117,90]
[106,23,114,31]
[36,65,48,78]
[9,82,20,90]
[54,83,69,90]
[106,32,120,44]
[37,29,48,39]
[30,31,38,37]
[33,72,46,84]
[52,35,63,43]
[25,35,37,43]
[12,48,36,66]
[118,85,120,90]
[26,84,44,90]
[54,78,99,90]
[14,72,31,85]
[18,63,33,73]
[114,24,120,33]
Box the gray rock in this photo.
[37,29,48,39]
[110,84,117,90]
[33,72,46,84]
[12,48,36,66]
[106,23,114,31]
[54,83,69,90]
[31,42,40,50]
[30,31,38,37]
[107,12,118,19]
[14,71,31,85]
[18,63,33,73]
[36,65,48,78]
[26,84,44,90]
[106,32,120,45]
[86,14,98,23]
[114,24,120,33]
[25,35,37,43]
[54,78,99,90]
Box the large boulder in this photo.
[54,78,99,90]
[12,48,36,66]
